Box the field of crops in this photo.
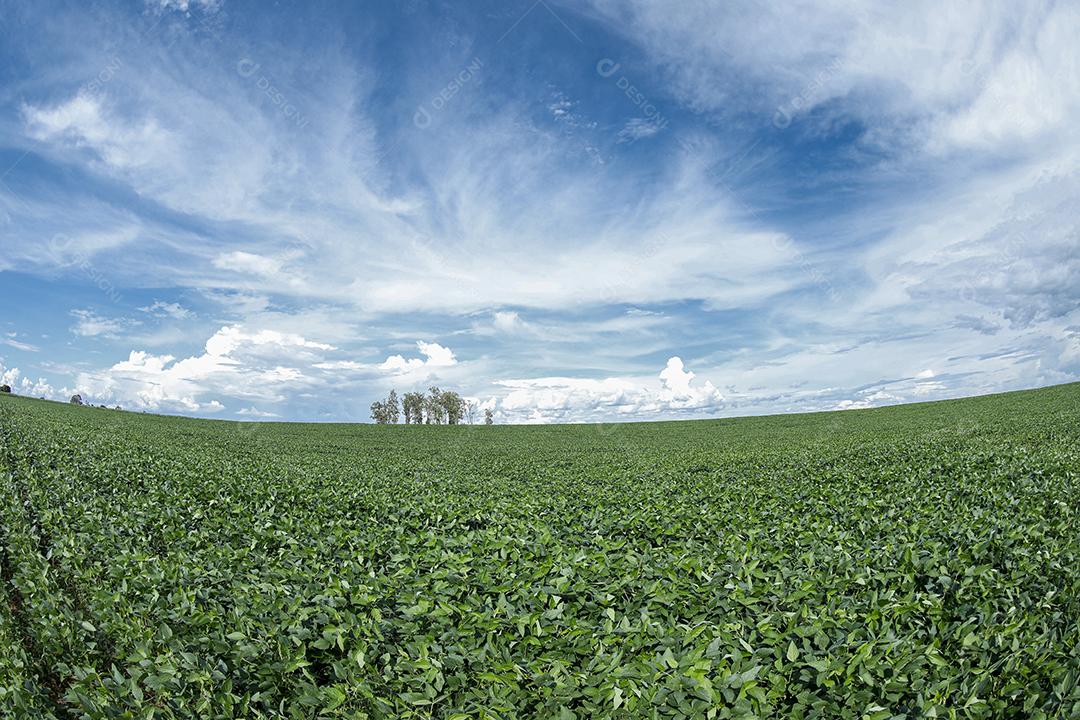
[0,384,1078,719]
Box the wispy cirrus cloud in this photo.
[70,309,137,338]
[2,334,39,352]
[0,0,1076,422]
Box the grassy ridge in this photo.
[1,383,1078,718]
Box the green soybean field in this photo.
[1,383,1079,719]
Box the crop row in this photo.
[0,384,1078,718]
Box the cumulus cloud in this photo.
[71,326,463,417]
[493,356,723,423]
[204,325,334,357]
[0,363,62,399]
[237,406,279,418]
[659,356,723,407]
[379,341,457,374]
[75,325,333,412]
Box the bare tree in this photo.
[464,401,476,424]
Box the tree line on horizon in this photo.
[370,386,494,425]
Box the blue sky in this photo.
[0,0,1077,422]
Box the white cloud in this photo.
[311,360,367,372]
[75,324,334,411]
[72,325,462,417]
[14,34,803,317]
[70,309,136,338]
[2,335,39,352]
[0,365,20,388]
[146,0,221,13]
[237,406,280,418]
[659,356,723,407]
[492,311,524,333]
[582,1,1079,154]
[24,92,170,170]
[617,117,664,143]
[4,1,1077,423]
[379,341,457,374]
[213,251,284,278]
[203,325,334,357]
[913,381,947,396]
[199,290,271,315]
[0,363,61,399]
[492,356,724,423]
[139,301,192,320]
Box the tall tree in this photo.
[425,386,445,424]
[440,390,464,424]
[385,390,400,424]
[370,390,401,424]
[484,408,494,425]
[402,391,424,424]
[369,399,386,424]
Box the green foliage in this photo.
[1,384,1079,718]
[402,392,425,425]
[400,387,465,425]
[439,391,465,425]
[370,391,401,425]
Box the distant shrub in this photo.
[69,394,84,405]
[0,384,10,394]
